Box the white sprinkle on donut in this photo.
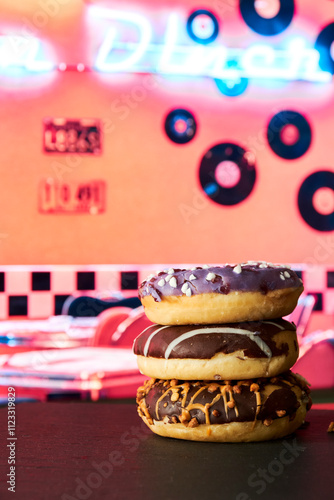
[233,264,242,274]
[206,272,216,281]
[167,268,174,275]
[284,271,290,278]
[185,288,192,297]
[189,274,197,280]
[181,283,189,294]
[169,277,177,288]
[158,279,165,287]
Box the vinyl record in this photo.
[187,9,219,45]
[315,22,334,74]
[199,142,256,206]
[298,171,334,232]
[267,110,312,160]
[164,109,197,144]
[215,76,248,97]
[239,0,295,36]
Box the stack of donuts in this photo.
[133,262,312,442]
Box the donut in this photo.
[139,262,303,325]
[133,319,299,380]
[136,372,312,442]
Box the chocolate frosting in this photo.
[136,372,311,426]
[138,262,302,302]
[133,319,296,360]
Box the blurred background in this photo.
[0,0,333,402]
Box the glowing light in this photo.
[91,9,332,84]
[91,7,152,72]
[0,36,53,73]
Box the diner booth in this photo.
[0,1,333,499]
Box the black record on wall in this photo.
[187,9,219,44]
[315,22,334,74]
[298,171,334,232]
[199,142,256,206]
[267,110,312,160]
[164,109,197,144]
[239,0,295,36]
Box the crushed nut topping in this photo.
[212,410,220,417]
[208,383,219,393]
[233,264,242,274]
[188,417,199,428]
[250,383,260,392]
[328,422,334,433]
[170,392,179,402]
[276,410,286,417]
[167,268,175,274]
[158,279,165,287]
[181,283,189,293]
[189,274,197,280]
[284,271,290,278]
[180,410,191,423]
[227,401,235,409]
[263,418,273,427]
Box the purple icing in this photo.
[138,262,303,302]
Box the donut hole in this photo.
[312,187,334,216]
[215,161,241,188]
[254,0,281,19]
[279,124,300,146]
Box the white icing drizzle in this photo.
[164,327,272,359]
[262,321,285,330]
[143,325,170,356]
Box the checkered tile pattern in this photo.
[0,265,332,318]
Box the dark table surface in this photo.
[0,402,333,500]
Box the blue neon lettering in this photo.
[0,36,53,73]
[91,8,332,83]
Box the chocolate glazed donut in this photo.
[133,319,299,380]
[139,262,303,325]
[136,372,312,443]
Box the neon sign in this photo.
[0,36,52,73]
[91,7,332,84]
[0,7,331,86]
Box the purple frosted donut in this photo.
[138,262,303,325]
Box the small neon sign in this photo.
[91,7,332,84]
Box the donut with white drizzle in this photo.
[133,319,299,380]
[139,262,303,325]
